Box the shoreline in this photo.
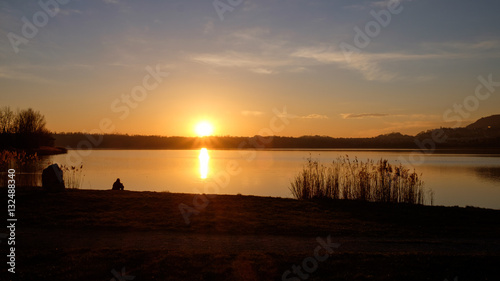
[34,146,67,156]
[58,147,500,154]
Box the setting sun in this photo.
[195,121,214,137]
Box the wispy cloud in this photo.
[251,68,275,74]
[191,51,289,74]
[291,40,500,81]
[0,66,52,84]
[341,113,390,119]
[288,66,311,73]
[292,46,397,81]
[241,110,327,119]
[192,24,500,82]
[302,114,329,119]
[292,47,435,81]
[103,0,120,4]
[191,52,268,68]
[190,28,290,74]
[272,111,328,120]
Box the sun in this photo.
[195,121,214,137]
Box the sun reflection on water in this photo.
[199,148,210,179]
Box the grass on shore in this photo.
[290,156,433,205]
[0,149,41,186]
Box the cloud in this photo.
[190,28,291,74]
[0,64,88,83]
[241,110,264,117]
[270,111,328,120]
[251,68,275,74]
[103,0,120,4]
[192,52,263,68]
[291,46,450,81]
[291,47,395,81]
[291,41,500,81]
[288,67,311,73]
[301,114,329,119]
[192,24,500,82]
[191,51,289,73]
[341,113,390,119]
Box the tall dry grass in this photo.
[60,164,84,189]
[0,150,43,186]
[290,155,433,205]
[1,151,85,189]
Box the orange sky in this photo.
[2,0,500,137]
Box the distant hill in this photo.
[414,114,500,149]
[466,114,500,129]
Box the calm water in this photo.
[48,149,500,209]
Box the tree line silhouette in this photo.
[0,107,54,150]
[2,107,498,151]
[54,129,500,150]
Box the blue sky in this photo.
[1,0,500,137]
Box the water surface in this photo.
[48,149,500,209]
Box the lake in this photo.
[46,149,500,209]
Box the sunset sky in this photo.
[1,0,500,137]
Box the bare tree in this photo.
[0,106,16,134]
[8,108,53,148]
[15,108,49,135]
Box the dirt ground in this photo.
[3,188,500,280]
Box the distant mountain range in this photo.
[53,114,500,150]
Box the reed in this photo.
[290,155,432,205]
[60,164,84,189]
[0,150,85,189]
[0,150,42,186]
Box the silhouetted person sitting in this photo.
[112,178,124,190]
